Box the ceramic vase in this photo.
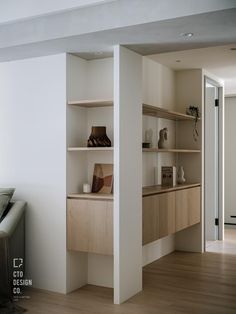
[87,126,111,147]
[177,166,186,184]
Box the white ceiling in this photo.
[0,1,236,61]
[0,1,235,94]
[149,45,236,95]
[0,0,114,24]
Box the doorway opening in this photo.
[205,79,236,254]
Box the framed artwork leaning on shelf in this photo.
[92,163,113,194]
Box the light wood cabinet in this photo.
[158,192,175,238]
[67,186,200,251]
[143,195,158,245]
[188,187,201,226]
[175,189,189,232]
[142,191,175,244]
[67,198,113,255]
[143,186,201,245]
[175,187,201,232]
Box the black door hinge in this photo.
[215,218,219,226]
[215,99,219,107]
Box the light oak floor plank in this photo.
[18,251,236,314]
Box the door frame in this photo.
[204,75,224,246]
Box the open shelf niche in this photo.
[66,54,114,292]
[142,101,201,186]
[142,57,203,266]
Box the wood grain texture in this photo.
[158,192,175,238]
[19,252,236,313]
[188,186,201,226]
[143,187,201,244]
[143,183,200,197]
[175,189,189,232]
[142,148,201,153]
[67,199,89,252]
[68,99,113,107]
[67,199,113,255]
[67,147,113,151]
[142,103,200,120]
[67,193,113,200]
[142,195,158,245]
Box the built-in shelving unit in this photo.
[67,147,113,151]
[68,99,113,108]
[142,148,201,153]
[143,103,200,121]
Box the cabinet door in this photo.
[67,199,89,252]
[188,187,201,226]
[67,199,113,255]
[158,192,175,238]
[142,195,159,245]
[88,200,113,255]
[175,189,189,232]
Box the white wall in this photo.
[0,0,113,24]
[225,96,236,225]
[0,54,68,293]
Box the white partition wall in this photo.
[0,54,68,293]
[114,46,142,304]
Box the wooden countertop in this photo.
[67,183,201,201]
[142,183,201,197]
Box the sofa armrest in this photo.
[0,201,26,238]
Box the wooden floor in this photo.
[18,251,236,314]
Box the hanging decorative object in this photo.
[158,127,168,148]
[186,106,200,141]
[87,126,111,147]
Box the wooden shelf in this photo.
[68,183,201,200]
[68,99,113,108]
[143,183,201,197]
[142,148,201,153]
[143,104,200,121]
[67,147,113,152]
[67,193,113,200]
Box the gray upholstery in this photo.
[0,201,26,303]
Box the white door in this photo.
[205,86,219,241]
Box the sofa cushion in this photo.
[0,189,15,221]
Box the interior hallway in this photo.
[19,251,236,314]
[206,227,236,255]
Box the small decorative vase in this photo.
[87,126,111,147]
[158,128,168,149]
[177,166,186,184]
[83,183,91,193]
[145,129,153,148]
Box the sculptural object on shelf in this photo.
[87,126,111,147]
[177,166,186,184]
[158,127,168,149]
